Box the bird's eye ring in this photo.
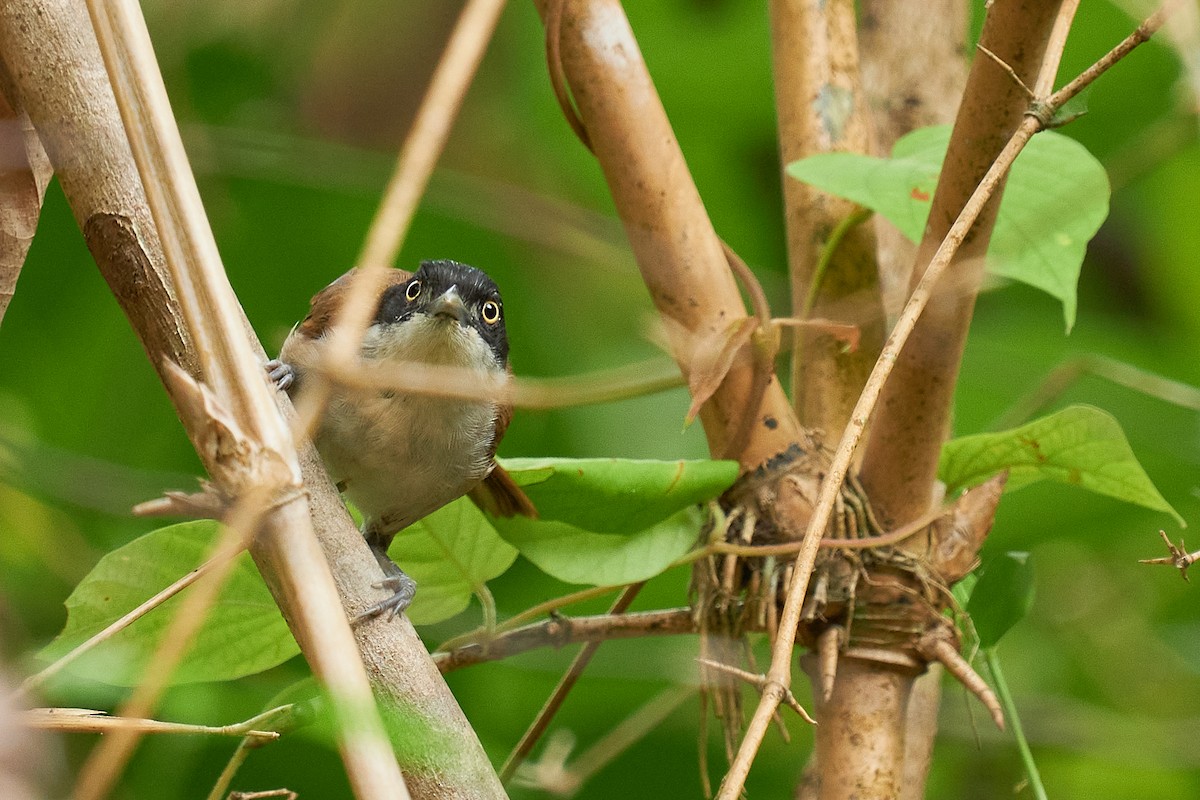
[405,280,422,301]
[481,300,501,324]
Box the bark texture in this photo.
[859,0,969,316]
[771,0,885,442]
[0,1,504,796]
[537,0,804,472]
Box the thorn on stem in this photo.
[815,626,843,703]
[917,631,1004,731]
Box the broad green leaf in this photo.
[939,404,1183,524]
[496,457,739,533]
[494,507,704,586]
[786,125,1110,330]
[967,552,1035,649]
[389,498,517,625]
[42,521,297,687]
[487,459,737,586]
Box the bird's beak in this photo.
[430,285,467,323]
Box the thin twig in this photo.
[975,44,1035,99]
[1046,1,1177,112]
[307,353,683,410]
[917,632,1003,731]
[78,1,405,795]
[1034,0,1081,96]
[22,705,294,743]
[697,658,814,724]
[435,583,634,654]
[715,6,1172,796]
[16,559,214,699]
[1139,530,1199,581]
[500,583,644,783]
[513,686,693,796]
[560,685,694,790]
[206,704,313,800]
[432,609,697,673]
[545,0,591,151]
[992,354,1200,431]
[356,0,509,272]
[708,507,945,557]
[73,489,276,800]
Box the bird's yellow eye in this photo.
[405,280,422,301]
[481,300,501,324]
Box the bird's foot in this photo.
[264,358,295,392]
[353,570,417,624]
[353,532,418,624]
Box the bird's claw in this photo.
[264,358,295,392]
[352,572,417,624]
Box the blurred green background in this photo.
[1,1,1198,797]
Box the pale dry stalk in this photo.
[0,1,504,797]
[289,0,509,456]
[77,0,405,796]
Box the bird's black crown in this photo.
[374,259,509,364]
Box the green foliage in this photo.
[500,457,738,533]
[491,458,737,584]
[967,551,1036,649]
[497,506,704,586]
[786,126,1110,330]
[41,521,297,687]
[388,498,517,625]
[4,4,1196,798]
[939,404,1183,524]
[41,458,734,686]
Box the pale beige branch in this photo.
[534,0,804,472]
[22,706,294,743]
[74,2,403,796]
[0,1,504,798]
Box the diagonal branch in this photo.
[76,2,402,797]
[0,1,505,798]
[534,0,804,473]
[499,582,644,783]
[718,2,1174,796]
[432,608,697,673]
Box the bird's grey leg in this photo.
[264,358,296,392]
[354,526,417,623]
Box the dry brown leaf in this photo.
[0,90,52,326]
[684,317,759,425]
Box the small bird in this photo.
[266,259,535,621]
